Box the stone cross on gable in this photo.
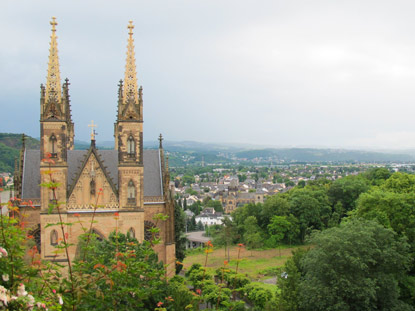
[88,120,97,141]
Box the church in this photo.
[13,18,176,275]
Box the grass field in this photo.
[182,245,305,281]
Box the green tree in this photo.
[258,195,290,231]
[76,232,168,311]
[182,175,195,185]
[213,217,238,261]
[288,188,331,242]
[364,167,392,185]
[174,200,187,274]
[298,220,412,311]
[267,215,294,254]
[243,216,263,252]
[276,248,308,311]
[206,200,223,213]
[328,175,369,216]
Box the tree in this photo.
[364,167,391,185]
[276,248,308,311]
[288,188,331,242]
[328,175,369,216]
[213,217,238,261]
[206,200,223,213]
[238,174,247,183]
[243,216,263,253]
[76,232,168,311]
[182,175,195,185]
[258,195,290,231]
[174,200,187,274]
[267,215,292,254]
[298,220,412,311]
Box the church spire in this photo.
[45,17,62,105]
[123,20,138,105]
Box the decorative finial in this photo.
[159,133,163,149]
[45,16,62,105]
[128,20,134,36]
[123,20,138,105]
[88,120,97,141]
[50,16,58,32]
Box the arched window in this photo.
[50,230,58,245]
[127,227,135,239]
[50,134,57,158]
[127,180,136,204]
[91,229,104,241]
[127,135,135,157]
[90,179,96,195]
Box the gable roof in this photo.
[67,145,118,198]
[21,149,163,199]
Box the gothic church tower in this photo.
[39,17,74,213]
[114,21,144,210]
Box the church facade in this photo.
[13,18,176,275]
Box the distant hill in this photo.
[234,148,415,163]
[0,133,40,150]
[0,133,40,173]
[1,134,415,173]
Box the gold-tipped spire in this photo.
[45,17,62,104]
[123,20,138,105]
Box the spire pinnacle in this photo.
[45,16,62,104]
[88,120,97,141]
[159,134,163,149]
[123,20,138,105]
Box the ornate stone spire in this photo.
[123,20,138,105]
[45,17,62,105]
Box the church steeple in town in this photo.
[45,17,62,104]
[41,17,65,120]
[117,20,142,121]
[40,17,74,164]
[124,21,138,105]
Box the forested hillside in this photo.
[0,133,40,173]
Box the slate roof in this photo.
[21,149,163,199]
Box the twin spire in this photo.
[45,17,62,104]
[45,18,140,109]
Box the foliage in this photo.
[174,200,187,274]
[276,248,308,311]
[241,283,273,309]
[328,175,369,216]
[298,219,412,311]
[74,232,168,311]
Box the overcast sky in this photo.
[2,0,415,150]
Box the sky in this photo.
[2,0,415,150]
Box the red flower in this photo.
[114,212,119,217]
[74,213,81,217]
[196,289,201,295]
[238,243,244,247]
[157,302,163,307]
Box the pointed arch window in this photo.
[90,179,96,195]
[127,135,135,157]
[50,134,57,158]
[50,230,58,246]
[127,180,136,204]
